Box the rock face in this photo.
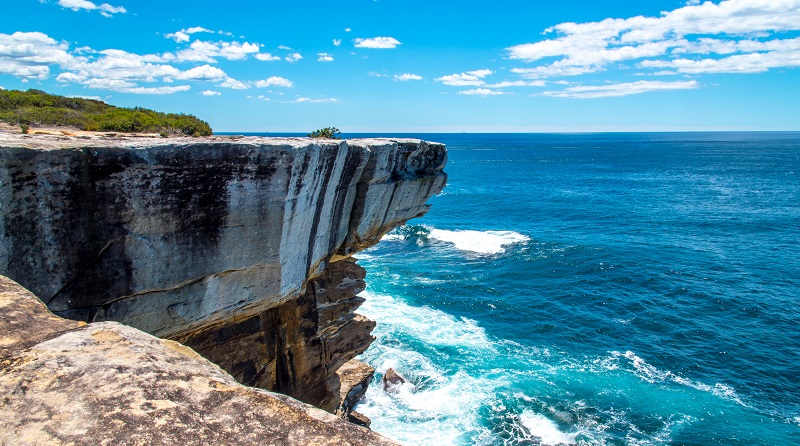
[0,134,446,417]
[0,275,398,445]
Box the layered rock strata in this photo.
[0,134,446,419]
[0,275,398,445]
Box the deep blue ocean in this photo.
[243,132,800,445]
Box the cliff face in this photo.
[0,134,446,416]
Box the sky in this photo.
[1,0,799,132]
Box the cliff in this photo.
[0,275,396,445]
[0,133,447,441]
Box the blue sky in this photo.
[1,0,799,132]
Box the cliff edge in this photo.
[0,133,446,440]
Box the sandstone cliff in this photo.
[0,275,397,445]
[0,133,446,436]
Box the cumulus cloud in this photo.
[394,73,423,81]
[57,0,126,17]
[165,27,214,43]
[285,52,303,63]
[174,40,261,63]
[317,53,334,62]
[255,53,281,61]
[354,37,401,49]
[542,80,699,98]
[201,90,220,96]
[0,31,274,94]
[506,0,800,79]
[254,76,293,88]
[435,69,493,86]
[333,39,342,47]
[458,88,507,96]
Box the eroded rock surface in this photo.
[0,276,398,445]
[0,133,446,417]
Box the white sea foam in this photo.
[428,229,529,255]
[519,411,577,445]
[611,351,747,407]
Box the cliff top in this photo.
[0,131,441,150]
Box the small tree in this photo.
[20,123,29,134]
[308,127,341,139]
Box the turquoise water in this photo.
[238,132,800,445]
[348,133,799,445]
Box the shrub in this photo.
[308,127,341,139]
[0,89,213,136]
[20,123,29,134]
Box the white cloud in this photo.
[255,53,281,61]
[293,97,339,103]
[0,32,73,79]
[458,88,507,96]
[542,80,699,98]
[254,76,293,88]
[368,71,388,77]
[57,0,126,17]
[175,40,261,62]
[435,69,493,86]
[218,77,248,89]
[317,53,334,62]
[333,39,342,47]
[344,28,352,33]
[165,27,214,43]
[201,90,220,96]
[354,37,401,49]
[278,45,292,51]
[119,85,190,94]
[506,0,800,80]
[483,80,547,88]
[394,73,423,81]
[285,52,303,63]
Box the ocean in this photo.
[245,132,800,445]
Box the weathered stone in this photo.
[383,368,407,392]
[349,411,372,428]
[0,275,398,446]
[336,359,376,417]
[0,133,447,428]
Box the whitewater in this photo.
[347,133,800,446]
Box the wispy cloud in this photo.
[354,37,402,49]
[292,97,339,103]
[201,90,220,96]
[165,27,214,43]
[394,73,423,81]
[458,88,507,96]
[542,80,699,99]
[436,69,493,86]
[506,0,800,79]
[56,0,126,17]
[317,53,334,62]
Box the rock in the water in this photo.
[337,359,376,417]
[382,368,407,392]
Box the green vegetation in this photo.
[0,89,212,136]
[308,127,341,139]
